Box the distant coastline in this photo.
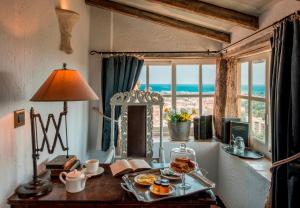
[139,84,265,96]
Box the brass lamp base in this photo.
[16,178,53,198]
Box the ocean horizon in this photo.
[139,84,265,96]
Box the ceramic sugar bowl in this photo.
[59,169,87,193]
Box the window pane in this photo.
[239,98,249,122]
[136,65,147,91]
[252,60,266,97]
[202,64,216,94]
[176,97,199,117]
[153,97,172,128]
[240,62,248,95]
[251,101,266,143]
[176,65,199,95]
[202,97,214,115]
[149,65,171,95]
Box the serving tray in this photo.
[222,145,264,159]
[121,168,215,203]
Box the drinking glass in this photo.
[235,137,245,154]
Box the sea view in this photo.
[139,84,266,134]
[139,84,265,96]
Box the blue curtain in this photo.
[270,17,300,208]
[101,55,144,151]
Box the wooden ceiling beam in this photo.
[148,0,259,30]
[86,0,231,43]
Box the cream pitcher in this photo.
[59,169,87,193]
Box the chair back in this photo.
[127,105,147,157]
[109,90,165,162]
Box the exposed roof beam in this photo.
[148,0,259,30]
[86,0,231,43]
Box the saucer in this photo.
[83,167,104,178]
[160,168,181,180]
[150,184,176,196]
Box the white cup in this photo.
[85,159,99,174]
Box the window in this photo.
[237,53,270,155]
[176,65,199,117]
[136,60,216,135]
[202,64,216,115]
[149,65,172,129]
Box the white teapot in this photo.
[59,169,87,193]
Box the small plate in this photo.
[134,174,157,186]
[150,184,176,196]
[160,168,181,180]
[83,167,104,178]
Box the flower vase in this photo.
[168,121,191,141]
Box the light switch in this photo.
[14,109,25,128]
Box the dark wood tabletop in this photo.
[7,164,217,208]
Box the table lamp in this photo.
[16,63,98,198]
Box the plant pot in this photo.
[168,121,191,141]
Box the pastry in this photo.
[170,157,196,173]
[175,157,190,163]
[136,174,156,185]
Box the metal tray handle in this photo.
[120,183,132,193]
[190,172,215,188]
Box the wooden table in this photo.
[7,164,217,208]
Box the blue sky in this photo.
[241,61,266,85]
[139,64,216,85]
[149,65,171,84]
[140,62,265,86]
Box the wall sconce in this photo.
[55,8,79,54]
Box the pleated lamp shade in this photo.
[30,69,98,101]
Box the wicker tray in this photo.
[121,169,215,203]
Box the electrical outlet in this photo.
[14,109,25,128]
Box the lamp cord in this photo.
[65,115,69,158]
[34,116,39,158]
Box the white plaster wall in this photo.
[89,7,222,52]
[112,13,222,52]
[229,0,300,43]
[217,144,270,208]
[87,7,112,151]
[0,0,90,207]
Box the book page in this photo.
[128,159,151,171]
[110,159,132,176]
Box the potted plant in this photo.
[164,108,196,141]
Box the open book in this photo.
[110,159,151,176]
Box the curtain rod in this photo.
[220,10,300,53]
[89,10,299,57]
[89,50,219,55]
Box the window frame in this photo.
[237,52,271,157]
[142,58,216,135]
